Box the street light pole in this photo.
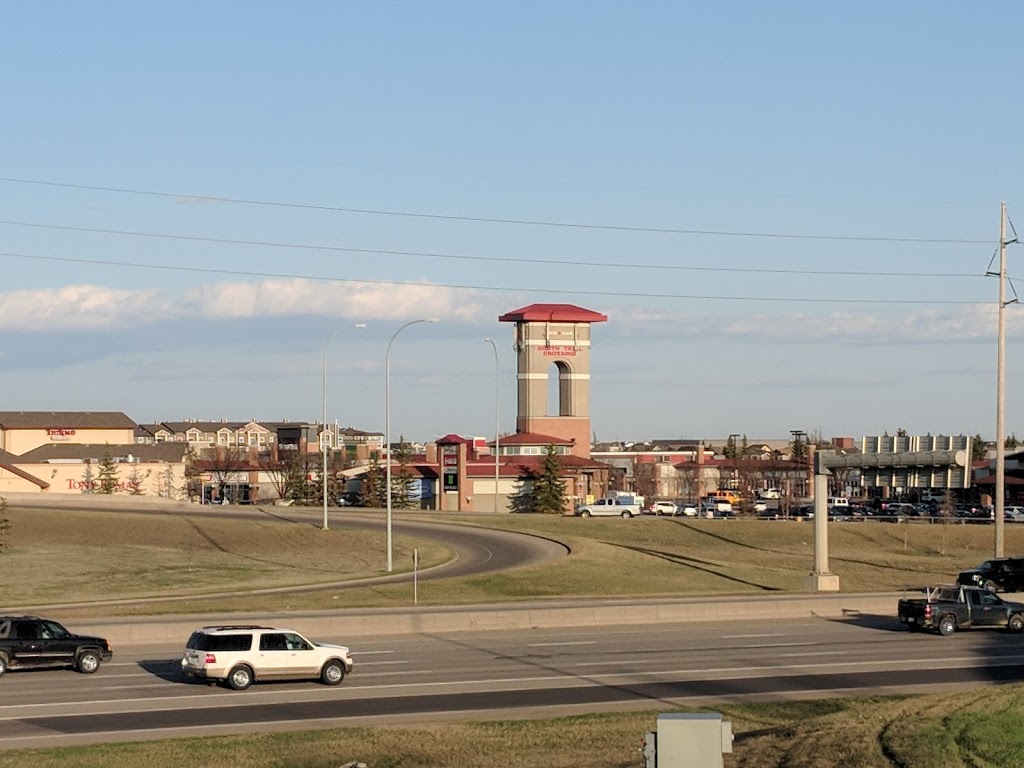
[485,338,500,513]
[322,322,366,531]
[386,317,440,572]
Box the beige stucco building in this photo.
[0,412,187,497]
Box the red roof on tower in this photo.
[498,304,607,323]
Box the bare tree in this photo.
[203,446,250,502]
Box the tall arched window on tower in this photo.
[547,361,574,417]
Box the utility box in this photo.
[645,713,733,768]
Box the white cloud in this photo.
[0,285,174,331]
[611,304,1016,345]
[191,278,492,322]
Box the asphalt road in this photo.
[4,614,1024,749]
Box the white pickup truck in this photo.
[575,496,642,518]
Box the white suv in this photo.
[180,625,353,691]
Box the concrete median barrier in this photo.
[69,592,902,648]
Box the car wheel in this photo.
[938,615,957,637]
[621,511,632,518]
[0,653,7,677]
[984,580,999,593]
[1009,614,1024,633]
[581,510,591,518]
[226,665,254,691]
[76,650,102,674]
[320,660,346,685]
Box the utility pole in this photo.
[995,202,1008,557]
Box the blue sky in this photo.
[1,2,1022,444]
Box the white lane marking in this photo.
[777,650,847,658]
[721,633,787,639]
[359,660,409,667]
[351,650,395,656]
[528,641,598,647]
[737,642,817,649]
[6,654,1024,718]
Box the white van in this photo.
[827,497,850,508]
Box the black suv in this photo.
[0,616,113,676]
[957,558,1024,593]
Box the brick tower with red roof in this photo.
[498,303,607,459]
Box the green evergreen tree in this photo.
[283,452,314,504]
[0,497,10,553]
[972,433,987,462]
[723,435,737,459]
[127,465,147,496]
[358,454,387,508]
[509,472,537,514]
[80,460,96,494]
[97,447,119,494]
[527,445,567,514]
[392,436,415,509]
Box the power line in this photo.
[0,175,992,245]
[0,218,987,279]
[0,249,990,305]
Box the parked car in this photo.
[674,501,698,517]
[757,488,782,500]
[649,501,678,516]
[0,616,113,677]
[181,625,353,691]
[1005,506,1024,523]
[576,496,642,518]
[752,499,769,513]
[957,557,1024,593]
[701,498,734,518]
[707,489,742,507]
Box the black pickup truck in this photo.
[898,584,1024,636]
[0,616,113,676]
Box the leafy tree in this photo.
[0,497,10,553]
[97,447,119,494]
[1006,433,1019,450]
[523,445,567,514]
[358,454,387,508]
[896,427,908,437]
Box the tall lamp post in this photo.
[386,317,440,572]
[322,322,366,531]
[485,338,500,513]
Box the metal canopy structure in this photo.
[804,449,970,592]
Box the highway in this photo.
[4,614,1024,749]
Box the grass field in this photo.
[4,502,1024,767]
[2,503,1018,615]
[3,688,1024,767]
